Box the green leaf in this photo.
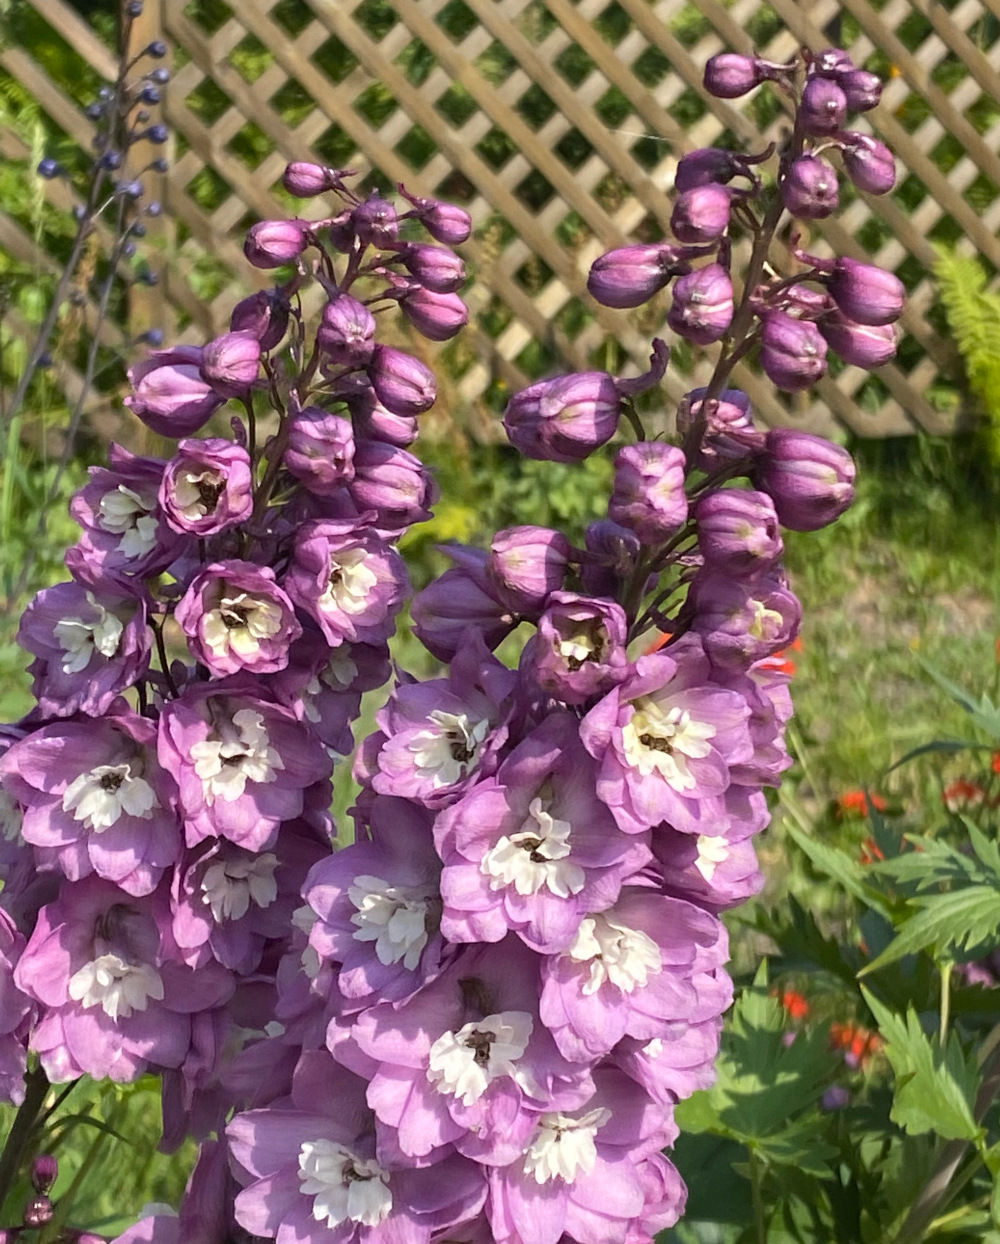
[887,738,994,772]
[861,990,982,1142]
[915,657,1000,739]
[860,884,1000,974]
[782,820,893,919]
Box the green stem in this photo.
[750,1149,768,1244]
[0,1064,49,1218]
[939,960,953,1046]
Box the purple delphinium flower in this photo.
[15,877,233,1083]
[486,1068,679,1244]
[69,444,186,577]
[539,888,731,1063]
[159,439,253,536]
[353,939,594,1165]
[284,520,408,648]
[651,822,763,912]
[433,713,652,953]
[520,593,629,706]
[348,441,436,532]
[285,407,356,496]
[608,442,688,545]
[366,640,516,809]
[157,678,333,851]
[175,561,301,677]
[303,796,446,1003]
[228,1051,487,1243]
[487,527,571,615]
[172,822,326,973]
[18,577,151,718]
[579,639,754,836]
[684,568,802,669]
[0,707,180,897]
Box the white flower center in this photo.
[190,707,284,805]
[62,761,157,831]
[201,852,278,922]
[523,1107,612,1185]
[348,874,435,970]
[695,834,730,882]
[200,591,284,661]
[98,485,159,557]
[320,549,378,615]
[621,696,715,789]
[556,622,602,669]
[173,469,226,520]
[67,953,164,1021]
[408,710,490,789]
[54,592,124,674]
[427,1010,533,1106]
[297,1139,392,1229]
[749,598,785,641]
[567,912,661,995]
[481,797,584,898]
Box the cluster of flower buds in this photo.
[588,45,901,391]
[0,44,878,1244]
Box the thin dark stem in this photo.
[0,1065,49,1217]
[151,616,179,699]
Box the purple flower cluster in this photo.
[584,46,902,391]
[0,46,881,1238]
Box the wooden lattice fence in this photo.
[3,0,1000,440]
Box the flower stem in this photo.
[749,1148,768,1244]
[0,1064,50,1218]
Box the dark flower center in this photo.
[639,732,673,753]
[197,479,225,512]
[100,772,124,792]
[464,1030,494,1066]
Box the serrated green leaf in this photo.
[752,1114,839,1177]
[782,820,892,919]
[861,990,982,1142]
[751,896,863,989]
[915,657,1000,739]
[860,884,1000,974]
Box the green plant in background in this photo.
[670,664,1000,1244]
[934,249,1000,468]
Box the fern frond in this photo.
[934,248,1000,448]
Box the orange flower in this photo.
[777,988,810,1021]
[836,789,888,819]
[991,752,1000,776]
[759,635,803,678]
[644,631,672,654]
[859,837,885,865]
[829,1021,882,1068]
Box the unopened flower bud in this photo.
[826,258,904,326]
[678,386,766,470]
[840,133,896,195]
[200,329,261,398]
[587,243,687,309]
[244,219,308,268]
[31,1156,58,1195]
[349,440,435,529]
[368,345,436,416]
[668,263,734,345]
[488,526,571,613]
[694,488,783,577]
[704,53,761,98]
[759,311,828,391]
[229,289,289,352]
[286,407,355,494]
[395,243,466,294]
[753,427,855,531]
[353,194,398,246]
[350,391,419,446]
[527,593,628,704]
[505,372,621,463]
[781,155,839,219]
[125,345,225,436]
[674,148,742,191]
[799,76,847,136]
[399,187,473,244]
[282,161,350,197]
[23,1196,54,1229]
[580,519,641,596]
[398,286,469,341]
[318,295,376,365]
[811,47,854,76]
[820,311,897,368]
[838,69,882,111]
[411,549,514,661]
[609,442,688,543]
[671,184,733,243]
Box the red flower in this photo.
[777,988,810,1021]
[943,778,986,813]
